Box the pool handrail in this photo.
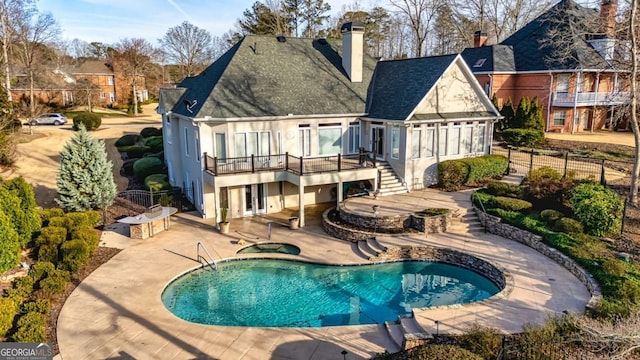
[196,242,217,271]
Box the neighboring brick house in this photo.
[462,0,628,133]
[158,23,501,226]
[11,60,149,109]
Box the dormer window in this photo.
[473,58,487,67]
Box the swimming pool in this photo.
[236,242,301,255]
[162,259,500,327]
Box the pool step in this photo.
[367,237,387,253]
[384,321,405,351]
[351,242,370,260]
[399,316,431,349]
[358,240,380,259]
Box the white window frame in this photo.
[476,124,486,153]
[464,124,474,154]
[391,124,400,159]
[165,116,172,144]
[299,126,311,157]
[556,74,570,93]
[184,127,190,157]
[195,129,201,162]
[553,111,566,126]
[438,125,448,156]
[100,91,105,99]
[450,124,461,156]
[425,125,435,157]
[347,122,360,154]
[109,92,115,102]
[108,76,114,86]
[411,126,421,159]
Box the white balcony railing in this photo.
[553,91,630,107]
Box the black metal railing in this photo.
[203,150,374,177]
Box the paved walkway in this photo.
[57,189,591,360]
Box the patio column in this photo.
[298,184,305,227]
[337,181,343,208]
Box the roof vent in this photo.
[318,38,328,45]
[276,35,286,43]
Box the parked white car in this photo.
[30,113,68,126]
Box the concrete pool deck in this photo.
[56,189,591,359]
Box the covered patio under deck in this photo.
[203,152,379,227]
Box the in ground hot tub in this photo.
[236,242,301,255]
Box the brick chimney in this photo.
[341,22,365,83]
[473,31,488,47]
[600,0,617,38]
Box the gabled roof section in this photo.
[500,0,609,71]
[170,35,377,119]
[157,87,186,114]
[461,45,516,73]
[365,54,457,120]
[74,60,113,75]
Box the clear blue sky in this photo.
[37,0,359,45]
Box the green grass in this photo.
[61,111,124,119]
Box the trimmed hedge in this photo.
[71,227,100,254]
[118,145,152,159]
[540,209,564,226]
[72,112,102,131]
[12,311,46,342]
[115,134,140,147]
[5,276,34,308]
[140,127,162,138]
[502,128,544,147]
[0,297,16,337]
[122,158,139,176]
[144,151,164,162]
[29,261,55,282]
[438,155,508,191]
[21,299,50,315]
[553,217,584,234]
[144,174,171,191]
[133,157,165,182]
[60,239,90,272]
[38,208,64,226]
[490,196,533,212]
[486,181,522,198]
[0,209,20,273]
[39,269,70,296]
[35,226,67,247]
[143,136,163,152]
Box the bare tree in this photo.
[628,0,640,204]
[388,0,441,57]
[112,38,157,116]
[0,0,35,102]
[13,10,60,117]
[159,21,214,78]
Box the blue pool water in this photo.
[161,259,500,327]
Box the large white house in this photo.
[158,22,501,227]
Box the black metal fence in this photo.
[493,146,606,184]
[115,186,192,214]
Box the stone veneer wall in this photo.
[327,204,453,242]
[475,208,603,309]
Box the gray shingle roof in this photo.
[170,35,377,118]
[461,45,515,73]
[500,0,608,71]
[365,54,458,120]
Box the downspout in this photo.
[546,72,553,132]
[592,72,600,132]
[570,71,581,134]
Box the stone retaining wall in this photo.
[475,208,602,309]
[372,245,511,292]
[338,202,411,231]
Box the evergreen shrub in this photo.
[21,299,50,315]
[140,127,162,138]
[0,297,16,337]
[59,240,90,272]
[38,208,64,226]
[540,209,564,227]
[0,210,20,273]
[12,311,46,342]
[144,174,171,191]
[143,136,163,151]
[119,145,151,159]
[571,183,624,236]
[39,269,70,296]
[133,157,165,182]
[502,128,544,147]
[553,217,584,234]
[486,181,523,198]
[491,196,533,212]
[29,261,55,282]
[72,112,101,131]
[115,134,140,147]
[122,158,139,176]
[71,227,100,254]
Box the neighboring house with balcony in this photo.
[157,23,501,226]
[462,0,628,133]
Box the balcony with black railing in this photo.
[553,91,630,107]
[203,151,375,177]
